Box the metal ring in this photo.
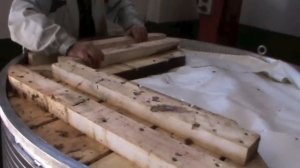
[257,45,268,55]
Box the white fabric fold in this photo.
[183,50,300,89]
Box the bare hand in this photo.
[127,25,148,43]
[67,42,104,69]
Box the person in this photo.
[8,0,148,68]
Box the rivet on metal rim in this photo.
[257,45,268,55]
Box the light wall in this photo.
[132,0,198,23]
[240,0,300,37]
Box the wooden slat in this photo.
[98,64,133,75]
[52,60,260,165]
[9,97,111,165]
[104,104,267,168]
[28,65,53,78]
[90,153,139,168]
[100,38,179,67]
[9,65,234,168]
[9,96,58,128]
[92,33,167,49]
[34,120,111,165]
[100,50,185,80]
[58,38,180,68]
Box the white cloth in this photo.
[136,49,300,168]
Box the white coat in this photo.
[8,0,143,55]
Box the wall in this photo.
[132,0,198,23]
[240,0,300,37]
[0,0,12,39]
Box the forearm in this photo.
[8,0,76,56]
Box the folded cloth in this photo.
[183,50,300,89]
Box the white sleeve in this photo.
[8,0,77,55]
[107,0,144,30]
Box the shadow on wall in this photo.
[0,39,22,71]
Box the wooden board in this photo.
[92,33,166,49]
[90,153,139,168]
[104,103,268,168]
[34,120,111,165]
[9,65,236,168]
[9,96,58,129]
[9,97,111,165]
[100,50,185,80]
[100,38,179,67]
[28,33,167,66]
[28,65,53,78]
[52,60,260,165]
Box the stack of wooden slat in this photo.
[8,34,267,168]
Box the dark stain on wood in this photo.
[22,93,27,99]
[76,82,82,87]
[219,156,226,161]
[50,95,56,100]
[95,78,104,84]
[150,125,158,130]
[100,118,107,123]
[54,144,64,150]
[56,130,69,138]
[150,105,187,112]
[193,106,203,111]
[76,133,86,137]
[175,152,182,157]
[31,94,39,101]
[72,156,82,161]
[67,148,81,154]
[72,99,87,106]
[152,96,160,102]
[133,90,144,96]
[192,122,201,130]
[184,138,194,146]
[97,99,105,103]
